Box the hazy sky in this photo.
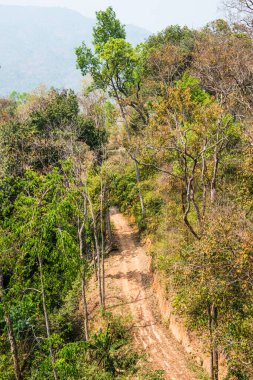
[0,0,223,32]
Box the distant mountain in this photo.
[0,5,151,96]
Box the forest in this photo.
[0,1,253,379]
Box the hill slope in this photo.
[0,5,150,95]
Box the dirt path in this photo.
[106,208,197,380]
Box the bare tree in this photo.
[224,0,253,31]
[192,31,253,119]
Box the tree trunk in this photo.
[181,166,200,241]
[86,192,103,306]
[106,209,112,244]
[213,306,219,380]
[208,304,219,380]
[100,177,106,307]
[112,82,145,218]
[38,256,58,380]
[0,269,22,380]
[133,158,145,218]
[211,138,219,204]
[78,221,89,341]
[201,148,207,218]
[5,313,23,380]
[81,270,89,340]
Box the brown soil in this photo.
[105,207,197,380]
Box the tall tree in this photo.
[224,0,253,32]
[76,7,146,217]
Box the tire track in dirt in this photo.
[106,207,197,380]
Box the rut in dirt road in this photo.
[106,207,197,380]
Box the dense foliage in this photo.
[76,6,253,380]
[1,3,253,380]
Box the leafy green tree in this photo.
[170,207,253,379]
[146,24,195,52]
[0,167,88,379]
[0,89,106,177]
[76,7,146,217]
[92,7,126,52]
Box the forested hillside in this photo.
[0,5,150,95]
[0,2,253,380]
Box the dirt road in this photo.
[106,208,197,380]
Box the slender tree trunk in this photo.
[78,221,89,341]
[5,313,23,380]
[91,247,98,280]
[191,184,201,224]
[106,209,112,244]
[100,176,106,307]
[112,81,145,218]
[38,256,58,380]
[182,167,200,240]
[201,148,207,218]
[0,269,22,380]
[213,306,219,380]
[208,304,219,380]
[81,270,89,340]
[211,133,220,204]
[86,192,103,306]
[133,158,145,218]
[211,153,218,204]
[208,305,214,380]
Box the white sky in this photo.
[0,0,223,32]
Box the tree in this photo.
[224,0,253,33]
[146,24,195,52]
[76,7,146,218]
[134,75,237,239]
[0,264,22,380]
[174,206,253,379]
[0,168,84,378]
[191,27,253,119]
[92,7,126,51]
[0,89,106,177]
